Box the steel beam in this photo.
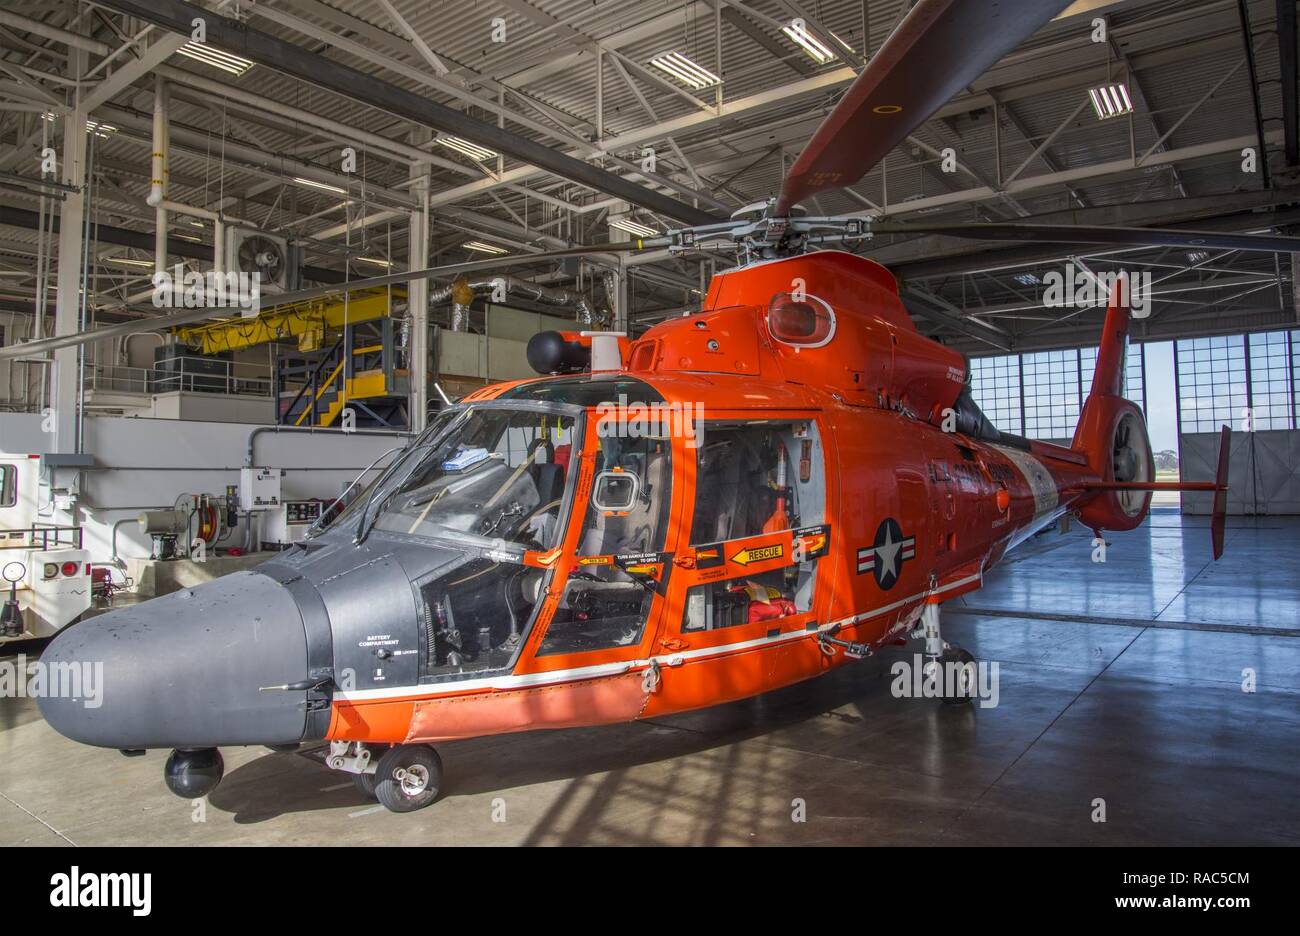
[902,289,1012,351]
[80,33,188,112]
[1278,0,1299,166]
[93,0,719,226]
[849,131,1284,221]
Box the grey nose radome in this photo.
[38,570,311,750]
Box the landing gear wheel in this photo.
[352,771,378,800]
[373,744,442,813]
[939,646,978,706]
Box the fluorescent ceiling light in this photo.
[438,136,497,161]
[102,257,154,268]
[464,241,508,255]
[649,51,720,89]
[782,21,835,64]
[609,218,657,238]
[1089,83,1133,120]
[42,113,117,137]
[86,119,116,139]
[293,176,346,194]
[1013,272,1041,286]
[357,256,393,267]
[1186,250,1210,264]
[176,42,255,76]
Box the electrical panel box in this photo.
[263,499,322,546]
[240,467,282,511]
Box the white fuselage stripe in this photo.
[332,572,983,703]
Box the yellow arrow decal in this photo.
[728,543,784,567]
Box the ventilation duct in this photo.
[431,275,595,332]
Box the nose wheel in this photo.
[371,744,443,813]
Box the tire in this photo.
[939,647,978,706]
[373,745,442,813]
[352,770,378,800]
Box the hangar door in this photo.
[1181,430,1300,516]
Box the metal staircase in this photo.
[277,318,410,429]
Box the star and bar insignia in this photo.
[856,517,916,590]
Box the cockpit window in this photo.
[578,431,671,557]
[366,408,576,551]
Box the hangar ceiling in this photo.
[1,0,1297,353]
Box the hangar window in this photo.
[969,355,1023,436]
[1021,349,1081,441]
[1080,344,1146,411]
[1176,335,1247,434]
[538,430,671,656]
[1247,331,1295,430]
[689,421,824,545]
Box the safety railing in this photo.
[0,525,84,551]
[85,359,274,398]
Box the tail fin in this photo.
[1081,276,1132,416]
[1072,276,1133,455]
[1067,276,1230,559]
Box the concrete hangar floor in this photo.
[1,508,1296,846]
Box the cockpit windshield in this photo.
[342,405,578,552]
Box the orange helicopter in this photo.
[42,0,1281,813]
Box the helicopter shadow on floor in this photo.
[207,645,970,825]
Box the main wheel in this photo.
[373,745,442,813]
[939,646,978,706]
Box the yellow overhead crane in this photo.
[172,286,406,355]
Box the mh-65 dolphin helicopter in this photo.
[40,0,1274,812]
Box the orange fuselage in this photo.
[327,252,1141,745]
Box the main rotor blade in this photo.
[0,245,643,362]
[776,0,1072,216]
[866,222,1300,253]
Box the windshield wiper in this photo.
[307,445,405,539]
[354,447,424,545]
[353,411,470,545]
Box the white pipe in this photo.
[149,77,168,277]
[160,200,219,221]
[156,201,244,274]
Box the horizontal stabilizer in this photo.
[1064,425,1230,560]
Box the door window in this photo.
[538,429,671,656]
[682,420,826,633]
[690,420,823,543]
